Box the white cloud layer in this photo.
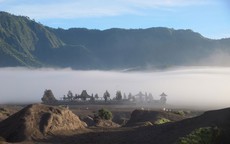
[0,66,230,110]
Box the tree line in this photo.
[61,90,136,102]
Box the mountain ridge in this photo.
[0,11,230,70]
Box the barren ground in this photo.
[0,104,215,144]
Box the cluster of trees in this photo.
[62,90,94,101]
[114,91,133,101]
[61,90,135,102]
[42,89,167,104]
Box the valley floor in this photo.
[1,104,230,144]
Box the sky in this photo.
[0,0,229,38]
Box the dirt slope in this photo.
[126,109,185,126]
[124,107,230,144]
[0,104,86,142]
[37,107,230,144]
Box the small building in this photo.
[159,92,167,104]
[76,90,92,101]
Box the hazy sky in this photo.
[0,0,229,39]
[0,67,230,110]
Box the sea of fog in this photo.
[0,67,230,110]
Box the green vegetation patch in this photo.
[154,117,171,125]
[172,110,186,116]
[97,108,113,120]
[176,127,221,144]
[0,108,10,116]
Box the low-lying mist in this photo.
[0,67,230,110]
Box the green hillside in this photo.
[0,12,62,67]
[0,11,230,69]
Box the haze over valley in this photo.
[1,67,229,110]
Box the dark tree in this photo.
[73,94,78,100]
[103,90,110,102]
[139,91,144,102]
[124,93,127,99]
[63,95,67,101]
[148,93,154,101]
[128,93,132,100]
[41,89,57,103]
[115,91,122,100]
[90,94,95,101]
[145,92,148,101]
[67,90,73,101]
[95,94,99,100]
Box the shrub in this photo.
[176,127,221,144]
[97,108,113,120]
[172,110,185,116]
[154,118,171,125]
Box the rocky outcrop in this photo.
[94,119,120,128]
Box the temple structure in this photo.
[159,92,167,104]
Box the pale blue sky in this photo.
[0,0,229,39]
